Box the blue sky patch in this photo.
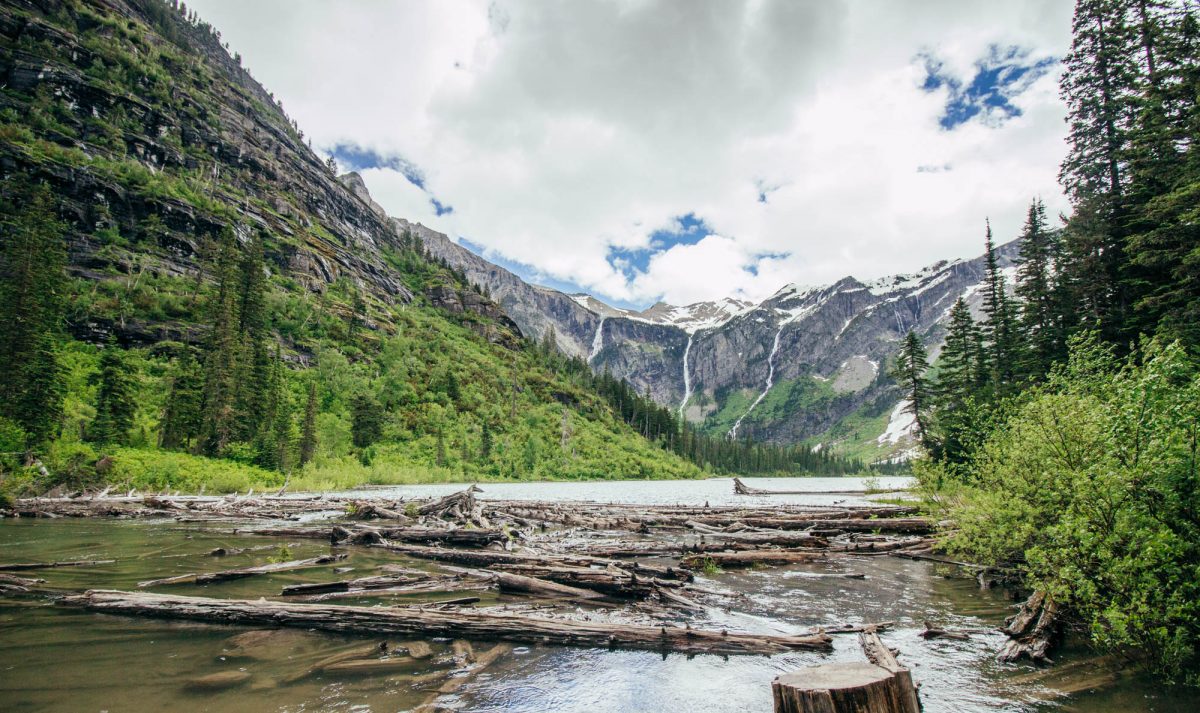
[919,45,1056,130]
[330,142,455,217]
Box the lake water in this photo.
[0,477,1191,712]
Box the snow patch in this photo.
[877,400,918,445]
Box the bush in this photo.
[947,337,1200,684]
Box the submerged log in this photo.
[137,554,347,588]
[62,589,834,656]
[998,590,1060,663]
[0,559,115,571]
[733,478,909,497]
[413,643,510,713]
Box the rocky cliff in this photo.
[0,0,512,352]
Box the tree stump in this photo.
[772,662,921,713]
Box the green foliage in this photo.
[0,180,67,447]
[350,392,384,449]
[890,331,930,445]
[946,336,1200,684]
[89,341,138,445]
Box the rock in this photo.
[222,629,320,659]
[401,641,434,659]
[185,670,251,691]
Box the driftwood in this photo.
[734,478,909,497]
[369,540,692,582]
[0,559,115,571]
[998,590,1060,663]
[492,570,606,600]
[62,589,834,655]
[919,621,971,640]
[681,550,825,569]
[137,554,347,588]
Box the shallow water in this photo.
[330,476,916,508]
[0,478,1193,712]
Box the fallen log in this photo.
[919,621,971,640]
[681,550,825,569]
[492,571,606,601]
[62,589,834,656]
[137,554,347,588]
[281,572,431,596]
[998,590,1060,663]
[0,559,115,571]
[733,478,909,497]
[372,541,692,582]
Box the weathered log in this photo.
[137,554,347,588]
[281,572,431,596]
[919,621,971,640]
[733,478,910,497]
[681,550,825,569]
[490,563,676,599]
[998,590,1060,663]
[372,540,692,582]
[62,589,834,655]
[492,570,606,600]
[0,559,115,571]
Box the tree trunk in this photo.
[772,662,921,713]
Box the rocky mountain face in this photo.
[0,0,511,351]
[407,210,1018,458]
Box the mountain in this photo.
[408,211,1018,462]
[0,0,702,482]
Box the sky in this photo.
[189,0,1075,310]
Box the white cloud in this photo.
[189,0,1073,308]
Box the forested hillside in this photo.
[896,0,1200,685]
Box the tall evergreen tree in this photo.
[350,392,384,449]
[198,228,243,456]
[298,382,318,467]
[159,350,204,450]
[1014,199,1064,379]
[90,341,137,445]
[938,299,983,403]
[980,220,1021,390]
[890,330,931,445]
[0,181,66,447]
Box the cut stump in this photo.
[772,662,921,713]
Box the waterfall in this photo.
[678,334,694,418]
[729,326,784,439]
[588,317,606,363]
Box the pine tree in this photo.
[938,299,982,403]
[160,350,204,450]
[980,220,1021,390]
[0,181,66,447]
[1014,199,1064,379]
[235,235,271,442]
[198,228,242,456]
[890,331,931,445]
[90,341,137,445]
[298,382,318,467]
[480,422,493,459]
[350,392,384,449]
